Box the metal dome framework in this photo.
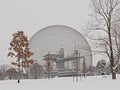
[29,25,92,77]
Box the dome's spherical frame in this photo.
[29,25,92,69]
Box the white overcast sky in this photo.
[0,0,106,66]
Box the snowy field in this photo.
[0,75,120,90]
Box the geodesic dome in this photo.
[29,25,92,67]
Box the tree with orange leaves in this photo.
[7,31,34,82]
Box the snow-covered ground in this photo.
[0,75,120,90]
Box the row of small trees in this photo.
[0,63,43,80]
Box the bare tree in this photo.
[29,63,43,79]
[7,31,34,82]
[88,0,120,79]
[0,65,9,80]
[0,72,4,80]
[6,68,18,80]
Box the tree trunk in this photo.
[35,75,37,79]
[18,59,20,83]
[108,25,116,79]
[111,66,116,79]
[26,68,29,79]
